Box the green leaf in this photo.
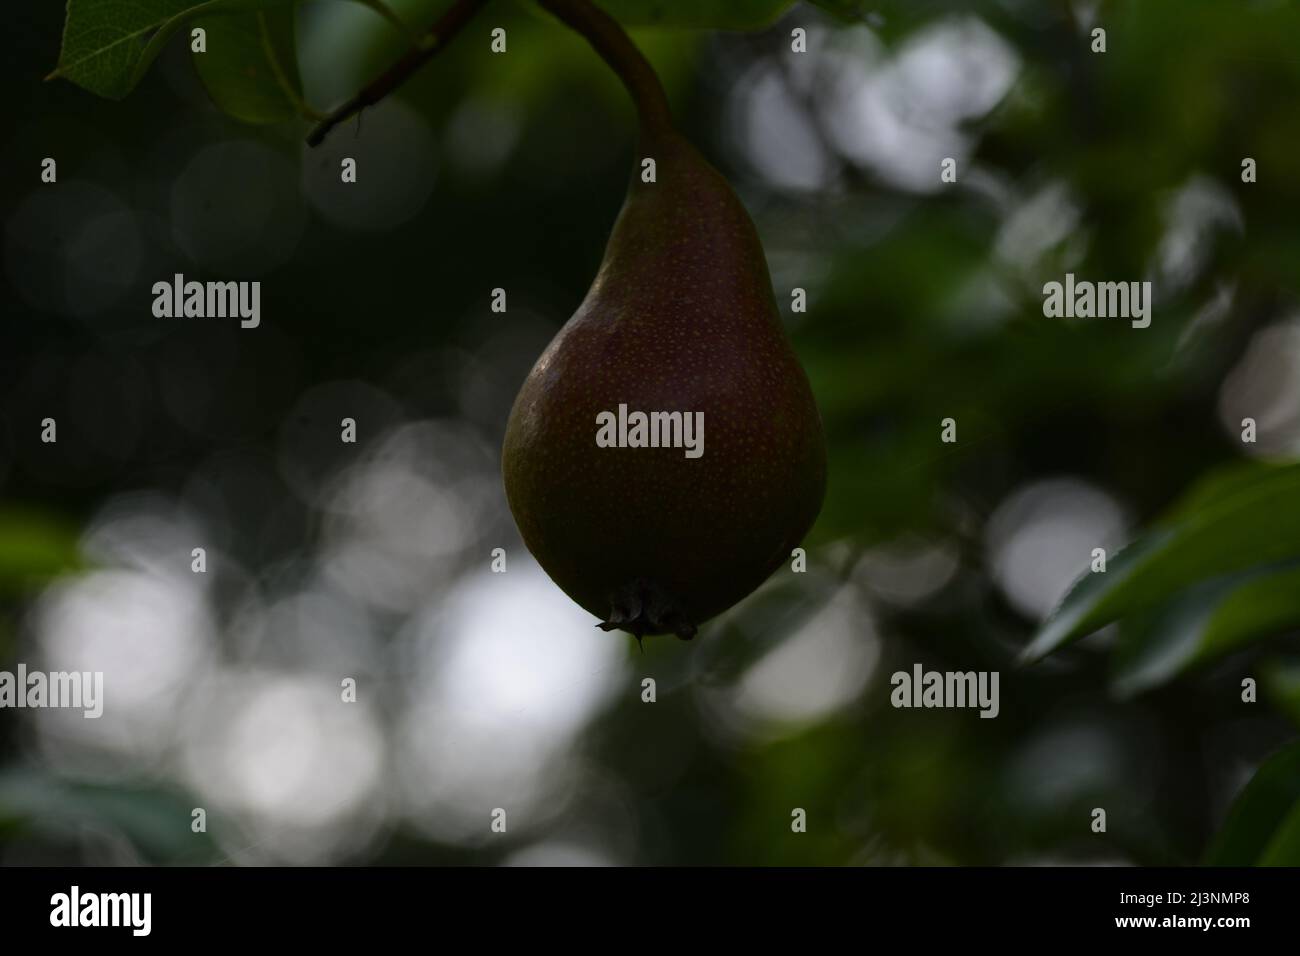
[1022,463,1300,663]
[0,769,216,862]
[0,508,81,595]
[51,0,296,100]
[595,0,797,29]
[807,0,871,21]
[193,8,307,123]
[1259,800,1300,865]
[1166,460,1300,521]
[1111,561,1300,696]
[1263,658,1300,728]
[1205,740,1300,865]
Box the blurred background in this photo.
[2,0,1300,865]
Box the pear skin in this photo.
[503,121,826,640]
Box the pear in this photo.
[503,0,826,640]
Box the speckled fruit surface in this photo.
[502,126,826,639]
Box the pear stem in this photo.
[536,0,675,136]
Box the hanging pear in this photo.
[503,0,826,640]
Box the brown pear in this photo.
[503,0,826,640]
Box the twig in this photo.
[307,0,490,147]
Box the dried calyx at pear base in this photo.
[502,0,826,643]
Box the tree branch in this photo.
[307,0,676,147]
[307,0,490,147]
